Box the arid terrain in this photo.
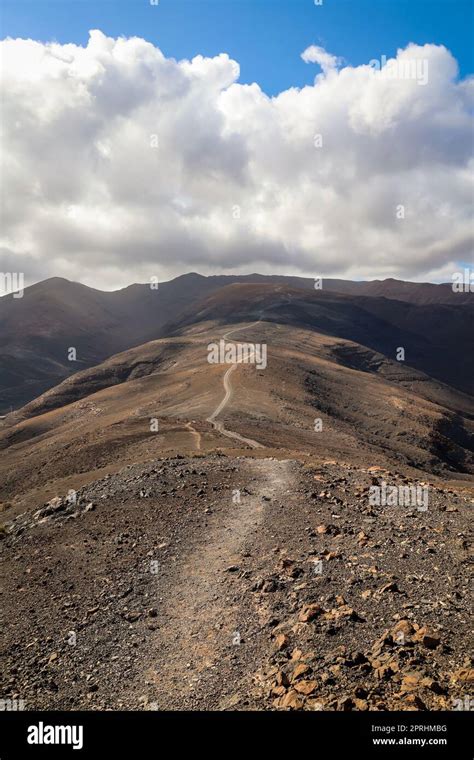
[0,276,473,711]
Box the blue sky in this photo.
[1,0,473,95]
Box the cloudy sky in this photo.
[1,0,473,291]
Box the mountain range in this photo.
[0,272,472,414]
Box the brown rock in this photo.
[294,679,317,695]
[338,697,355,711]
[392,619,415,635]
[324,605,361,622]
[275,633,290,651]
[280,690,304,710]
[403,694,427,710]
[299,603,324,622]
[271,685,286,697]
[292,662,310,680]
[378,581,399,594]
[413,627,440,649]
[420,677,444,694]
[374,663,395,680]
[402,672,423,688]
[451,668,474,683]
[276,670,290,687]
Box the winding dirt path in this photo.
[206,321,264,449]
[184,421,202,450]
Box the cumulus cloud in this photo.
[0,30,472,290]
[301,45,341,74]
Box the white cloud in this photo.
[301,45,341,74]
[0,31,472,289]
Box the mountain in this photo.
[1,282,472,517]
[1,278,473,713]
[0,273,472,413]
[0,273,216,412]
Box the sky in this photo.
[0,0,473,290]
[2,0,473,95]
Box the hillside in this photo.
[1,274,471,412]
[1,280,472,714]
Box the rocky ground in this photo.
[1,453,472,711]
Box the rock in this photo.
[324,605,361,622]
[316,524,340,535]
[413,627,440,649]
[307,699,325,710]
[344,651,367,668]
[292,663,310,680]
[338,697,355,711]
[374,663,396,680]
[279,690,304,710]
[294,680,317,695]
[420,677,444,694]
[392,619,415,637]
[378,581,399,594]
[291,648,303,661]
[274,633,289,651]
[402,672,423,688]
[322,550,340,561]
[262,579,278,593]
[402,694,426,710]
[451,668,474,683]
[276,671,290,687]
[124,611,141,622]
[299,603,324,622]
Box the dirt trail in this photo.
[143,458,292,709]
[206,321,264,450]
[184,421,202,450]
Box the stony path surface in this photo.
[1,455,472,711]
[140,458,293,709]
